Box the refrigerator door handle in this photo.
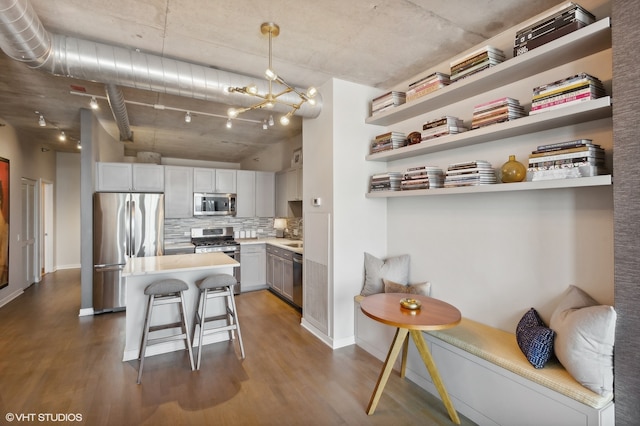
[94,264,125,272]
[130,199,136,258]
[125,199,131,257]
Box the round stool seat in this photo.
[144,278,188,296]
[197,274,236,290]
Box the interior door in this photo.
[21,178,37,287]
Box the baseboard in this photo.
[0,288,24,308]
[78,307,94,317]
[301,318,334,348]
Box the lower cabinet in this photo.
[240,244,266,292]
[266,245,293,303]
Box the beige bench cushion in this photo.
[428,318,613,409]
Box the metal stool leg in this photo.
[228,288,245,359]
[180,291,195,371]
[196,288,208,370]
[137,294,155,384]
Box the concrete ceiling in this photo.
[0,0,564,163]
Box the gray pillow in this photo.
[383,278,431,296]
[549,285,616,396]
[360,252,410,296]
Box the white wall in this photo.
[240,134,302,172]
[302,78,390,347]
[0,120,56,307]
[55,152,81,269]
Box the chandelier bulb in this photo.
[226,118,232,129]
[265,68,278,81]
[247,85,258,95]
[280,115,290,126]
[227,108,239,119]
[307,87,318,98]
[184,112,192,123]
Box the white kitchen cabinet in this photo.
[285,167,302,201]
[96,162,164,192]
[236,170,256,218]
[240,244,266,292]
[275,171,288,217]
[216,169,237,193]
[193,167,215,192]
[256,171,275,217]
[193,167,237,193]
[164,165,193,218]
[96,162,133,192]
[131,164,164,192]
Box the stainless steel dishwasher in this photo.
[292,253,303,309]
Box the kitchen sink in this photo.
[284,242,303,248]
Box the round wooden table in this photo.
[360,293,462,424]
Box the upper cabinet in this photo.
[286,167,303,201]
[96,162,164,192]
[193,168,237,193]
[256,171,276,217]
[237,170,276,218]
[164,165,193,218]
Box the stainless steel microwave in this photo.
[194,193,236,216]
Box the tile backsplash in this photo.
[165,216,303,243]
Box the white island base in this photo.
[122,252,239,362]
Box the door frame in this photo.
[40,179,54,276]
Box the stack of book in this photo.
[371,91,406,115]
[369,172,403,192]
[450,46,505,82]
[422,116,467,141]
[370,131,407,154]
[444,161,497,187]
[406,72,451,102]
[401,166,444,190]
[527,139,606,180]
[471,97,525,129]
[529,73,605,115]
[514,2,596,57]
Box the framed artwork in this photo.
[291,148,302,167]
[0,157,7,289]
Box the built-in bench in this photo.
[354,295,614,426]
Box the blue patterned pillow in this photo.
[516,308,556,369]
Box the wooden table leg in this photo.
[366,327,409,415]
[410,330,461,424]
[400,332,409,378]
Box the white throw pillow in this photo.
[360,252,410,296]
[549,285,616,396]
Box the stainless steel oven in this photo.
[191,227,241,294]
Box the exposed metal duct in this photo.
[0,0,321,120]
[105,83,133,142]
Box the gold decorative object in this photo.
[500,154,527,183]
[226,23,318,126]
[400,297,422,310]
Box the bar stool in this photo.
[193,274,245,370]
[137,278,195,384]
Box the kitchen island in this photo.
[121,252,239,361]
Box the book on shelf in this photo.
[535,138,595,152]
[532,73,603,97]
[529,145,601,157]
[514,2,595,56]
[529,95,600,115]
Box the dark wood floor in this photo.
[0,270,475,425]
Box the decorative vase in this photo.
[501,155,526,183]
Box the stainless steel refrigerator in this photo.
[93,192,164,313]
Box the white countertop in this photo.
[237,237,303,254]
[122,252,239,277]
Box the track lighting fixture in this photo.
[226,22,317,126]
[226,118,232,129]
[59,131,66,141]
[184,111,192,123]
[90,97,99,109]
[262,120,268,130]
[268,115,274,126]
[38,114,46,127]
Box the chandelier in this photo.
[227,22,318,126]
